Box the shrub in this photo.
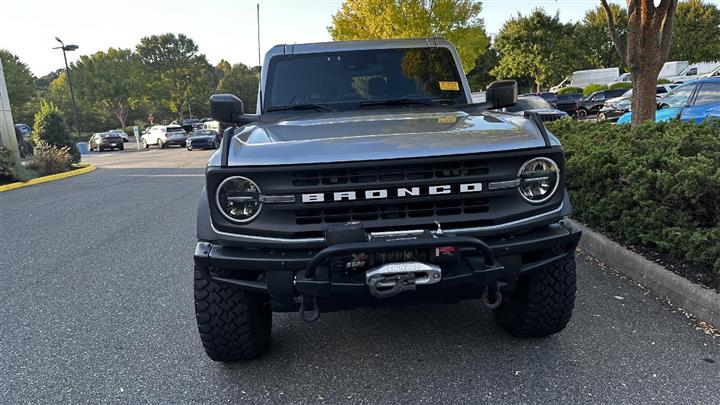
[657,78,671,84]
[0,147,16,181]
[557,86,583,95]
[583,83,607,96]
[32,101,80,163]
[608,82,632,90]
[546,119,720,273]
[27,142,74,177]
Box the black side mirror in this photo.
[210,94,245,123]
[485,80,518,109]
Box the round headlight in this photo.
[216,176,262,223]
[517,157,560,203]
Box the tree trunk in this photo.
[601,0,677,126]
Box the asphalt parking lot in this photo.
[1,147,718,404]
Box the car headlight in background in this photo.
[517,157,560,203]
[215,176,262,223]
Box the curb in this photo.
[577,222,720,328]
[0,164,96,192]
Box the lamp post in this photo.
[53,37,80,134]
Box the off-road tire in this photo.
[493,248,576,337]
[576,109,587,119]
[194,265,272,361]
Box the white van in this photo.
[669,61,720,83]
[658,61,688,79]
[700,65,720,79]
[550,67,620,92]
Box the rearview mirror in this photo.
[485,80,518,109]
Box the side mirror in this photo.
[485,80,518,109]
[211,94,245,123]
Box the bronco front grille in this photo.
[295,198,490,225]
[291,159,489,187]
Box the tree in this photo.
[492,9,580,92]
[669,0,720,62]
[328,0,489,72]
[216,63,260,113]
[0,49,36,123]
[72,48,142,129]
[136,34,215,120]
[577,5,628,69]
[31,101,79,162]
[601,0,678,126]
[465,43,499,91]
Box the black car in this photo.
[175,118,203,133]
[555,93,583,115]
[521,92,558,108]
[89,132,124,152]
[186,130,220,151]
[504,96,569,122]
[576,89,628,119]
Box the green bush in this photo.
[32,101,81,163]
[657,78,671,84]
[608,82,632,90]
[0,147,37,182]
[27,142,74,177]
[583,84,607,96]
[557,87,583,95]
[546,119,720,273]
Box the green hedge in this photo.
[582,84,607,96]
[546,119,720,273]
[607,82,632,90]
[557,86,583,95]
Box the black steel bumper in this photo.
[194,220,582,310]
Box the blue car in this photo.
[617,78,720,124]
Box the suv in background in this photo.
[575,89,628,119]
[141,125,188,149]
[555,93,583,115]
[193,38,581,362]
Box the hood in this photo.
[220,109,555,166]
[523,108,567,115]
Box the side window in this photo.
[656,87,667,94]
[693,82,720,105]
[592,93,605,101]
[686,68,697,76]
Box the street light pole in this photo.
[54,37,81,135]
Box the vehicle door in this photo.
[589,92,605,111]
[680,82,720,123]
[656,83,696,122]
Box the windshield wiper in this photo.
[358,98,452,108]
[266,103,335,112]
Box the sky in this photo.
[1,0,623,77]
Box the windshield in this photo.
[507,96,552,112]
[659,84,695,108]
[264,47,467,111]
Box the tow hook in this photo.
[481,282,503,310]
[299,294,320,322]
[366,262,442,299]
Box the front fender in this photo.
[197,186,217,241]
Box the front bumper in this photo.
[194,219,582,311]
[598,107,627,121]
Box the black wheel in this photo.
[142,139,149,149]
[596,112,606,122]
[194,265,272,361]
[576,109,587,119]
[493,247,576,337]
[187,146,192,151]
[119,144,124,151]
[158,139,164,149]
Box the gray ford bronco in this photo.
[194,38,581,361]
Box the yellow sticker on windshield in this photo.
[439,81,460,91]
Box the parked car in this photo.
[597,85,677,122]
[555,93,583,115]
[173,118,203,133]
[186,129,220,150]
[501,95,568,122]
[89,132,124,152]
[668,62,720,83]
[550,67,620,92]
[108,129,129,142]
[658,61,688,79]
[616,78,720,124]
[141,125,188,149]
[608,72,632,87]
[575,89,628,119]
[520,92,558,108]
